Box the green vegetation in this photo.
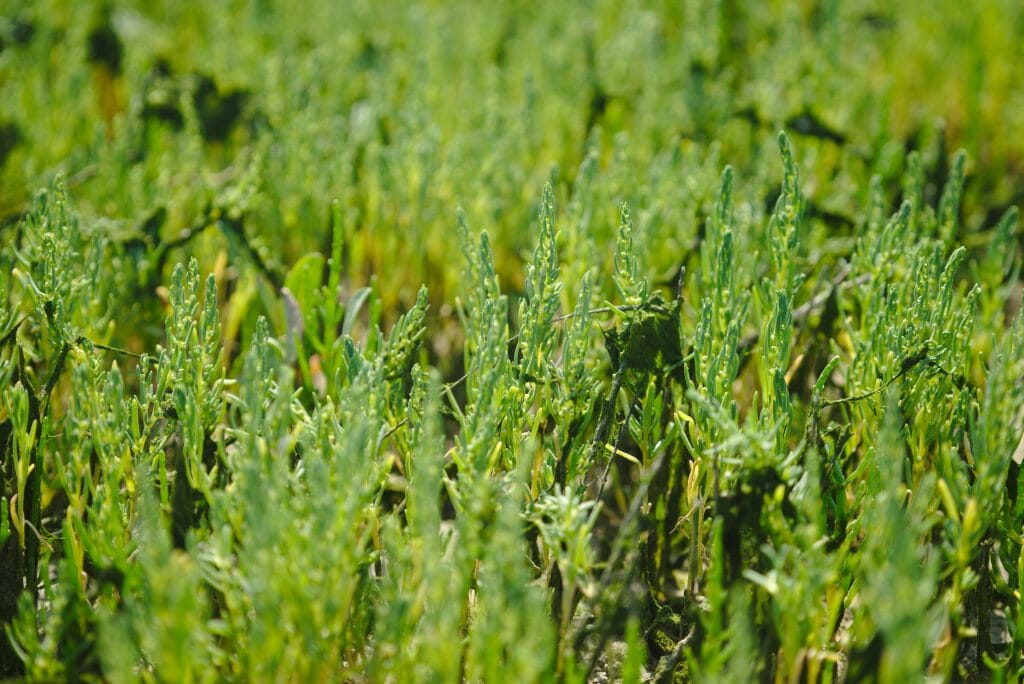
[2,1,1023,681]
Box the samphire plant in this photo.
[2,1,1023,682]
[2,131,1022,681]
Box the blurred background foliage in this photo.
[2,0,1022,336]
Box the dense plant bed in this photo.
[2,1,1023,681]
